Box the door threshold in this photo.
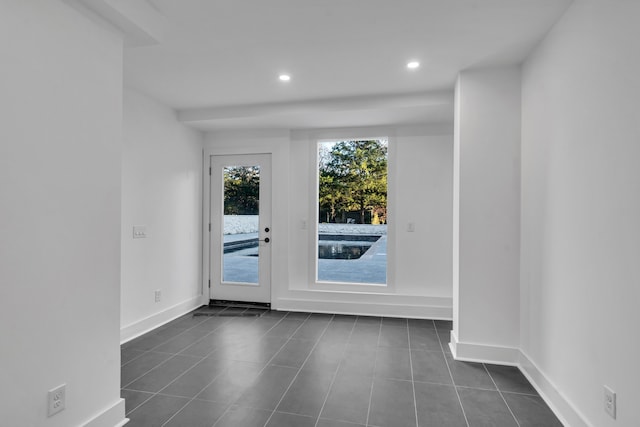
[209,299,270,309]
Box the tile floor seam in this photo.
[406,322,419,427]
[180,311,291,426]
[483,363,522,427]
[210,312,314,427]
[124,308,224,358]
[132,307,247,427]
[313,318,358,427]
[261,315,336,427]
[364,319,382,427]
[131,307,277,427]
[435,319,471,427]
[120,316,232,385]
[157,308,289,400]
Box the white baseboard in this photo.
[448,334,593,427]
[120,295,205,344]
[82,398,127,427]
[274,297,452,319]
[449,330,520,365]
[518,351,592,427]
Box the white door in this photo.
[209,154,272,303]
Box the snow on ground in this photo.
[224,215,387,235]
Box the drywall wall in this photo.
[521,1,640,426]
[121,88,204,341]
[452,67,521,361]
[204,125,454,318]
[0,1,125,426]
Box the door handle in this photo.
[259,237,270,243]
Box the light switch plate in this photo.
[133,225,147,239]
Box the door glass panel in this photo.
[222,165,260,284]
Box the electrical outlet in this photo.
[604,385,616,419]
[154,289,161,302]
[48,384,66,417]
[133,225,147,239]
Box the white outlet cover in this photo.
[133,225,147,239]
[604,385,616,419]
[48,384,66,417]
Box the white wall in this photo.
[452,67,521,362]
[121,88,204,342]
[0,1,125,426]
[521,1,640,426]
[204,125,453,318]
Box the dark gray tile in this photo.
[348,323,380,348]
[277,368,335,417]
[127,327,184,351]
[260,310,289,318]
[121,348,145,366]
[152,329,212,354]
[434,320,453,331]
[121,351,173,387]
[446,357,496,390]
[320,322,355,344]
[234,364,298,410]
[321,373,372,425]
[222,335,288,363]
[381,316,408,327]
[355,316,381,325]
[414,382,467,427]
[368,378,417,427]
[120,389,154,415]
[338,344,376,377]
[178,334,224,357]
[214,405,272,427]
[125,394,189,427]
[265,411,316,427]
[303,340,346,373]
[486,364,537,395]
[160,356,229,398]
[503,393,563,427]
[195,361,263,404]
[125,354,201,392]
[265,319,304,338]
[330,314,357,324]
[316,419,365,427]
[285,311,311,320]
[292,318,331,341]
[163,399,227,427]
[409,327,442,351]
[408,318,435,330]
[411,350,452,385]
[374,347,412,381]
[271,338,316,368]
[378,324,410,348]
[458,388,518,427]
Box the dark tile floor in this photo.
[121,306,562,427]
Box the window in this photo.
[316,139,388,284]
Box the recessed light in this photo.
[279,74,291,82]
[407,61,420,70]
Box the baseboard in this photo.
[448,335,593,427]
[82,398,127,427]
[120,295,205,344]
[449,331,520,365]
[518,351,592,427]
[274,297,452,319]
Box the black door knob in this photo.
[265,227,270,232]
[264,237,270,243]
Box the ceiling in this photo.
[123,0,572,130]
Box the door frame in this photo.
[202,147,274,305]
